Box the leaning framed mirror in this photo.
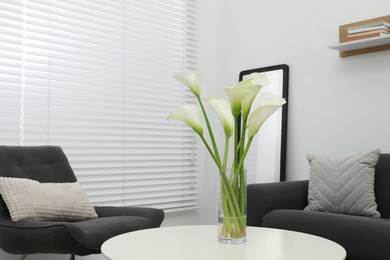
[239,64,289,183]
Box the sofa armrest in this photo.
[247,180,309,227]
[94,206,164,228]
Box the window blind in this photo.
[0,0,198,211]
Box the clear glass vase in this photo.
[218,168,246,244]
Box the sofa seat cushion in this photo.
[262,209,390,260]
[66,216,155,250]
[0,216,155,255]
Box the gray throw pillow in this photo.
[0,177,98,222]
[305,149,381,217]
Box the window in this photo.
[0,0,198,211]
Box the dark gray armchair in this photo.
[0,146,164,260]
[247,153,390,260]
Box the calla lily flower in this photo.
[173,71,201,97]
[225,73,269,117]
[241,84,261,120]
[250,72,269,86]
[168,104,204,136]
[247,93,286,138]
[206,98,234,137]
[225,78,253,116]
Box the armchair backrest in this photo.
[375,153,390,219]
[0,146,77,218]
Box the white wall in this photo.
[2,0,390,259]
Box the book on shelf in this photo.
[343,31,389,42]
[347,20,390,31]
[347,23,390,34]
[348,29,390,37]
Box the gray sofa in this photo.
[247,153,390,260]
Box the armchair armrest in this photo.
[94,206,164,228]
[247,180,309,227]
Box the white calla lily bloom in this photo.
[206,98,234,137]
[241,84,261,120]
[247,93,286,138]
[225,73,269,117]
[168,104,204,136]
[250,72,269,86]
[173,71,201,97]
[224,79,253,116]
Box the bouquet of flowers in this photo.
[168,71,286,241]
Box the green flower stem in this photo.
[220,169,246,231]
[239,118,248,162]
[237,137,253,170]
[222,135,229,170]
[229,136,253,215]
[228,168,245,219]
[231,168,239,198]
[199,135,222,169]
[233,116,240,168]
[238,117,247,214]
[221,181,237,238]
[239,170,245,214]
[221,177,244,238]
[224,185,243,236]
[231,116,240,198]
[197,96,222,166]
[231,116,248,192]
[226,207,244,237]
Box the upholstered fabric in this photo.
[247,153,390,260]
[374,154,390,219]
[0,211,159,255]
[305,149,381,217]
[247,180,308,227]
[0,177,97,222]
[262,209,390,260]
[0,146,165,256]
[0,146,78,183]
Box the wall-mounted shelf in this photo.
[329,15,390,57]
[329,34,390,57]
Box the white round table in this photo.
[101,225,346,260]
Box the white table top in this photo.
[101,225,346,260]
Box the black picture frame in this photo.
[239,64,289,181]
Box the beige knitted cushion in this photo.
[0,177,97,222]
